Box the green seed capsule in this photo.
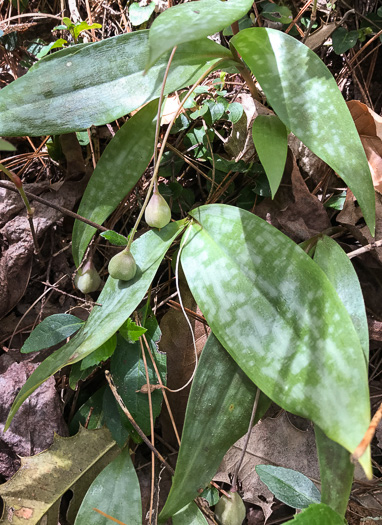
[145,191,171,229]
[74,261,102,294]
[215,491,246,525]
[108,250,137,281]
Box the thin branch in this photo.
[351,400,382,463]
[105,370,175,475]
[347,239,382,259]
[0,180,108,232]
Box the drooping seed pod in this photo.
[108,249,137,281]
[145,190,171,229]
[74,260,102,293]
[214,491,246,525]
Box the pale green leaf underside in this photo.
[181,204,371,477]
[72,100,158,267]
[74,447,141,525]
[147,0,252,69]
[232,28,375,235]
[159,333,270,521]
[255,465,321,509]
[252,114,288,198]
[0,31,233,136]
[5,221,185,430]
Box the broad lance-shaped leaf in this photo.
[314,235,369,362]
[146,0,252,69]
[0,31,233,136]
[252,114,288,198]
[232,28,375,235]
[74,447,141,525]
[0,427,119,525]
[5,221,185,430]
[255,465,321,509]
[181,204,372,478]
[72,100,158,267]
[313,235,369,516]
[159,333,271,521]
[314,425,353,517]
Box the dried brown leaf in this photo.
[159,271,209,445]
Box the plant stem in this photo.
[0,162,41,256]
[125,58,228,252]
[230,44,261,102]
[105,370,175,475]
[153,46,178,193]
[0,180,108,232]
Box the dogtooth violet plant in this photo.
[0,0,376,522]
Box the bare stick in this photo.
[0,163,40,256]
[142,333,181,445]
[0,180,108,232]
[153,46,177,179]
[351,400,382,463]
[232,388,261,490]
[138,331,155,525]
[347,239,382,259]
[125,58,228,253]
[105,370,175,475]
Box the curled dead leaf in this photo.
[137,383,163,394]
[348,100,382,193]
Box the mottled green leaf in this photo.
[159,333,270,520]
[232,28,375,235]
[313,235,369,515]
[74,447,141,525]
[5,221,185,430]
[72,100,157,266]
[0,31,233,136]
[314,235,369,361]
[255,465,321,509]
[21,314,84,354]
[284,503,347,524]
[252,114,288,198]
[181,204,371,477]
[147,0,252,69]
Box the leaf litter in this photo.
[1,1,382,524]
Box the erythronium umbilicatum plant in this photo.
[0,0,376,522]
